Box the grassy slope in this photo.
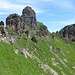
[0,41,47,75]
[0,33,75,75]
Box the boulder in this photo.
[21,6,37,30]
[6,13,26,35]
[60,24,75,41]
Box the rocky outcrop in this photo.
[6,13,26,35]
[60,24,75,41]
[0,21,4,26]
[21,6,37,30]
[6,6,38,35]
[0,21,5,36]
[6,6,48,37]
[37,22,48,36]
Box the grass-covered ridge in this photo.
[0,32,75,75]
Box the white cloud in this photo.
[0,0,74,16]
[0,0,24,14]
[41,0,75,10]
[0,1,24,9]
[54,0,74,10]
[0,0,45,16]
[15,0,34,4]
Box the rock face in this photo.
[6,13,26,35]
[0,21,5,36]
[21,6,37,30]
[6,6,48,37]
[0,21,4,26]
[60,24,75,41]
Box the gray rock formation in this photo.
[0,21,5,36]
[21,6,37,30]
[60,24,75,41]
[0,21,4,26]
[6,13,26,35]
[5,6,48,37]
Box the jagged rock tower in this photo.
[21,6,37,30]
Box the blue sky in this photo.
[0,0,75,32]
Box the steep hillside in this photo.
[0,32,75,75]
[0,39,47,75]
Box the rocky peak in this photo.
[22,6,35,17]
[21,6,37,30]
[6,13,26,35]
[60,24,75,41]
